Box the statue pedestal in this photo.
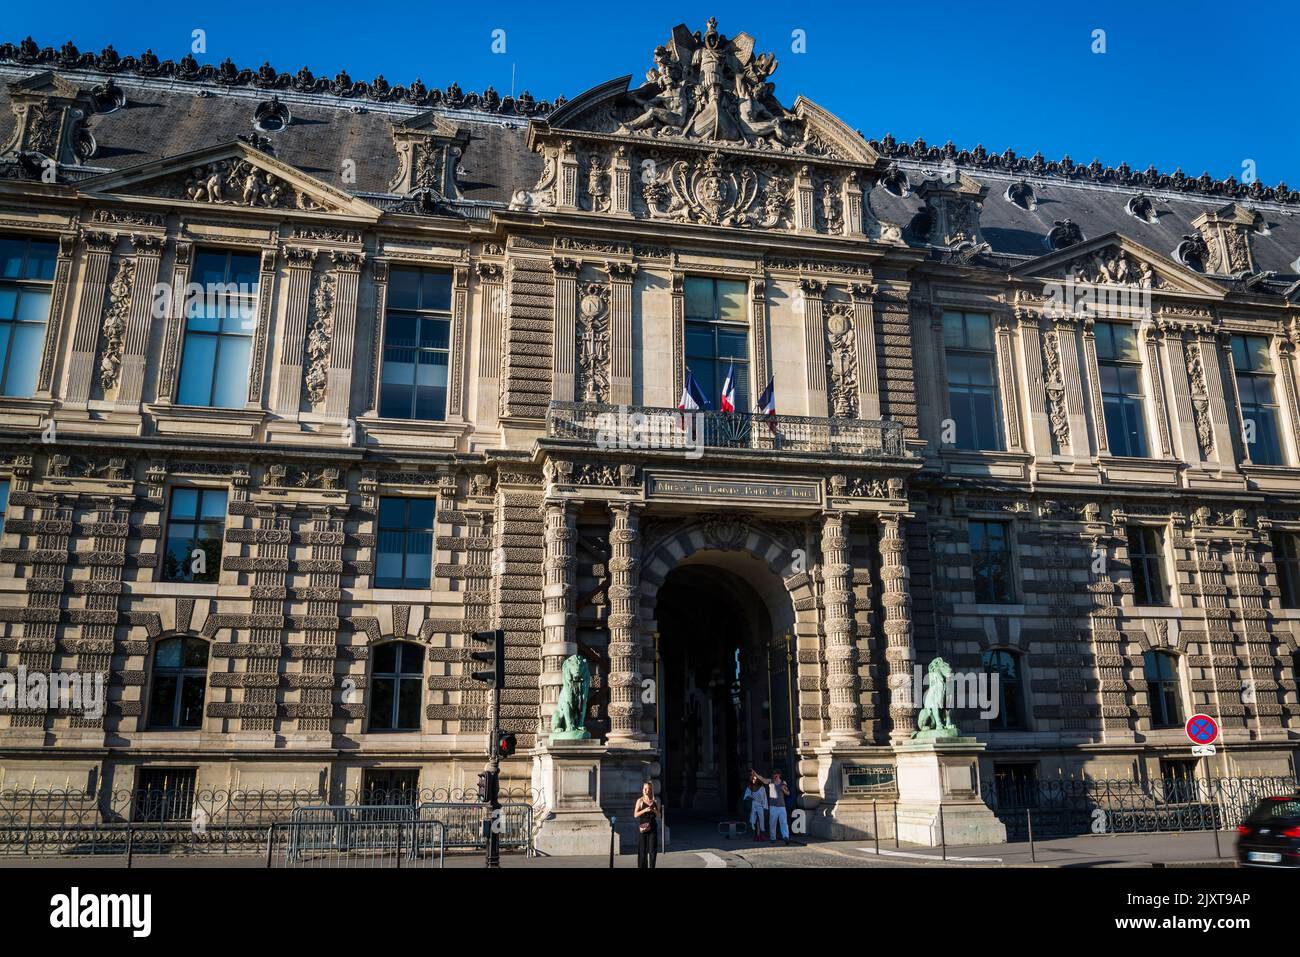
[893,738,1005,847]
[532,740,619,857]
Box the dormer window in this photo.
[1046,220,1084,251]
[879,165,910,197]
[1004,180,1036,211]
[1126,194,1158,223]
[90,79,125,114]
[253,96,291,133]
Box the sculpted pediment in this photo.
[77,140,380,219]
[511,19,889,238]
[1012,233,1225,297]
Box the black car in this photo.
[1236,793,1300,868]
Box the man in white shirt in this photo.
[754,769,791,844]
[746,770,768,840]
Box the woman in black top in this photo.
[634,781,661,869]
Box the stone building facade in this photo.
[0,21,1297,847]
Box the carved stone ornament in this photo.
[1185,341,1214,456]
[576,282,611,403]
[1041,328,1070,447]
[1066,244,1163,289]
[170,158,325,210]
[700,512,747,550]
[98,257,134,392]
[303,270,337,406]
[825,302,859,418]
[641,149,792,227]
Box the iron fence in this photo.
[272,819,446,869]
[0,787,541,858]
[983,775,1298,839]
[547,401,909,458]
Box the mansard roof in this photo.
[0,26,1297,286]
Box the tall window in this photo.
[369,641,425,731]
[1232,334,1283,466]
[1272,531,1300,609]
[148,637,209,729]
[1096,322,1148,457]
[982,649,1027,729]
[970,519,1014,603]
[685,276,749,411]
[1128,526,1168,606]
[162,488,227,583]
[1144,651,1183,729]
[0,236,57,397]
[177,249,260,408]
[379,268,452,420]
[0,478,8,536]
[942,311,1002,451]
[376,497,434,589]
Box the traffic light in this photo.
[496,730,517,759]
[477,769,499,805]
[469,629,505,688]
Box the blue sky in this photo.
[8,0,1298,185]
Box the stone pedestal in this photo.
[808,746,898,841]
[893,738,1005,846]
[531,740,619,856]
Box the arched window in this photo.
[370,642,425,732]
[148,637,209,729]
[982,649,1026,729]
[1143,650,1183,729]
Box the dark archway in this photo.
[656,565,794,819]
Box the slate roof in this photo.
[1,42,1297,285]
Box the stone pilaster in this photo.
[274,246,318,414]
[1160,323,1201,462]
[551,257,578,403]
[750,276,770,400]
[1081,319,1109,455]
[880,513,917,740]
[994,309,1024,451]
[1055,318,1091,456]
[801,278,828,418]
[851,282,880,420]
[155,241,192,404]
[246,247,279,408]
[35,233,75,399]
[324,251,364,420]
[605,261,636,405]
[474,261,505,424]
[64,230,117,407]
[606,502,644,745]
[540,500,577,735]
[113,233,165,411]
[820,511,863,744]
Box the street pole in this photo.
[484,682,501,869]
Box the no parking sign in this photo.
[1185,713,1219,752]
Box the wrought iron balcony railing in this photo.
[546,402,909,458]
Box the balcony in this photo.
[546,402,910,458]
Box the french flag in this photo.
[756,376,777,433]
[678,368,711,412]
[720,362,737,413]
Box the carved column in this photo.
[879,513,917,740]
[1015,306,1055,456]
[611,146,631,216]
[994,309,1024,451]
[274,246,317,414]
[114,233,165,410]
[801,278,829,418]
[1080,319,1109,455]
[155,240,193,404]
[475,261,505,423]
[64,230,118,407]
[844,173,865,239]
[558,140,579,210]
[551,257,579,403]
[794,165,815,234]
[671,270,685,401]
[1276,330,1300,462]
[851,282,880,420]
[1141,324,1173,458]
[1160,322,1201,463]
[1054,317,1091,456]
[246,247,279,408]
[606,503,644,744]
[539,500,577,736]
[750,276,770,401]
[605,261,636,406]
[35,233,75,399]
[448,264,469,419]
[1193,328,1233,467]
[821,511,863,745]
[364,260,390,415]
[324,251,364,421]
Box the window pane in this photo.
[397,677,422,729]
[15,289,51,324]
[179,676,206,727]
[407,499,435,529]
[211,336,251,408]
[378,497,406,528]
[198,490,228,521]
[0,288,15,320]
[149,676,178,727]
[177,334,217,405]
[684,278,713,320]
[27,242,57,281]
[716,281,747,322]
[942,313,965,348]
[0,239,25,278]
[170,488,199,520]
[420,271,452,312]
[388,269,420,311]
[2,323,43,396]
[716,328,749,360]
[964,314,993,351]
[155,639,182,669]
[184,639,209,668]
[374,643,398,673]
[370,678,395,730]
[684,325,715,358]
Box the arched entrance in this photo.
[639,519,814,825]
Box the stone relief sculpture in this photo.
[303,271,336,406]
[1067,245,1161,288]
[1041,328,1071,448]
[825,302,859,418]
[97,257,133,392]
[575,283,611,403]
[550,654,592,741]
[180,159,324,210]
[641,150,791,228]
[1185,342,1214,456]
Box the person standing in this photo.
[634,781,660,868]
[746,770,768,841]
[765,770,792,845]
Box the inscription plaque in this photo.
[645,473,821,504]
